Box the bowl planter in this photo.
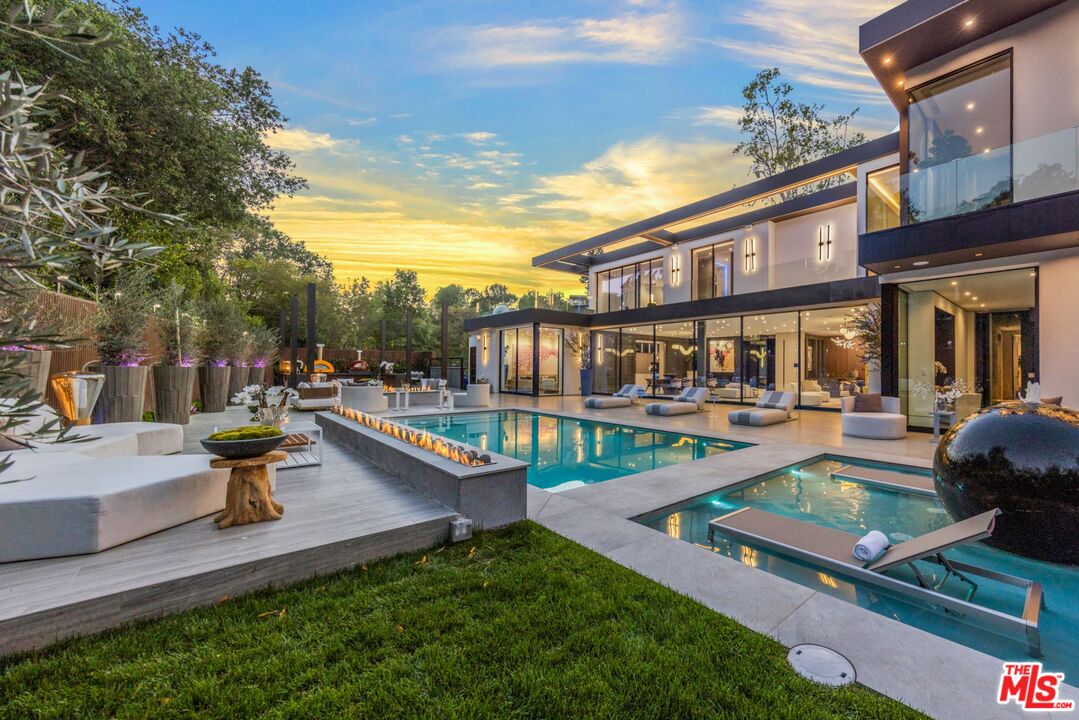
[92,364,150,424]
[200,433,285,459]
[152,365,197,425]
[0,350,52,397]
[198,365,232,413]
[227,364,249,403]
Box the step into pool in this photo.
[639,456,1079,680]
[399,410,748,491]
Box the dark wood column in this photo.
[880,282,900,397]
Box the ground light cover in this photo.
[0,523,924,719]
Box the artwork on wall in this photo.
[708,339,736,373]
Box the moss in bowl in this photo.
[201,425,286,459]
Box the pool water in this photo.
[399,410,747,492]
[640,457,1079,679]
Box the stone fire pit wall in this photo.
[315,411,527,530]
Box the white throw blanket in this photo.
[853,530,890,562]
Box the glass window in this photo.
[592,330,620,394]
[704,317,741,403]
[500,329,518,393]
[538,328,562,395]
[866,166,900,232]
[800,305,875,409]
[595,259,666,311]
[712,243,733,298]
[648,258,664,306]
[619,326,653,394]
[693,247,713,300]
[692,242,734,300]
[907,53,1012,222]
[655,322,696,395]
[742,312,799,399]
[898,268,1036,428]
[621,264,638,311]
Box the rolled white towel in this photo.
[853,530,890,562]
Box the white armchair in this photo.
[841,395,906,440]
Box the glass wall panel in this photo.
[712,244,734,298]
[800,306,873,409]
[538,328,562,395]
[517,326,534,394]
[654,322,696,396]
[742,312,798,400]
[500,328,519,393]
[907,54,1012,222]
[866,166,900,232]
[621,264,638,311]
[648,258,665,306]
[704,317,742,403]
[592,329,620,394]
[898,268,1036,427]
[620,325,654,394]
[693,247,713,300]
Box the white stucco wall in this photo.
[1037,252,1079,398]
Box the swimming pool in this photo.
[639,456,1079,679]
[399,410,748,491]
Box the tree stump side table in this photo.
[211,450,287,529]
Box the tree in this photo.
[734,68,866,200]
[472,283,518,313]
[374,270,433,351]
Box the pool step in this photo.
[829,465,937,497]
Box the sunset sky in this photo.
[138,0,900,297]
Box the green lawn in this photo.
[0,522,924,719]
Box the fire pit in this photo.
[331,406,492,466]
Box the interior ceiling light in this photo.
[974,252,984,257]
[883,56,893,65]
[975,127,984,134]
[966,102,975,110]
[893,264,902,269]
[965,17,975,27]
[913,260,929,266]
[950,280,958,285]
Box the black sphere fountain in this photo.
[934,400,1079,565]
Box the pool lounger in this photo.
[829,464,937,497]
[584,385,645,409]
[707,507,1044,657]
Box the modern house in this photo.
[466,0,1079,429]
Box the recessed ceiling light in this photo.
[1030,271,1037,277]
[975,127,984,134]
[974,252,984,257]
[893,265,902,269]
[980,303,986,308]
[950,281,958,286]
[972,296,978,301]
[913,260,929,266]
[965,18,974,27]
[883,56,893,66]
[897,80,905,88]
[964,292,971,296]
[966,102,975,111]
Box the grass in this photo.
[0,522,925,719]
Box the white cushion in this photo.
[76,422,183,455]
[585,396,633,409]
[0,454,232,562]
[728,407,789,426]
[841,412,907,439]
[645,401,698,416]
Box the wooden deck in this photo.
[0,409,456,656]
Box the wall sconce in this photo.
[817,224,832,262]
[482,334,488,363]
[670,253,681,286]
[743,236,757,272]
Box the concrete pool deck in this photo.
[390,394,1075,720]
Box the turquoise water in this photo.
[640,457,1079,680]
[399,410,748,491]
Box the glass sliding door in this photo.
[500,325,537,395]
[800,305,874,409]
[500,328,519,393]
[654,322,696,396]
[742,312,799,402]
[620,326,654,395]
[537,327,562,395]
[592,329,620,394]
[704,316,742,403]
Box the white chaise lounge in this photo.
[840,394,907,439]
[0,449,251,562]
[727,391,796,427]
[644,387,709,416]
[584,384,645,409]
[10,402,183,457]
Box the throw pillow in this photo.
[853,393,883,413]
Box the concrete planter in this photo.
[0,350,52,397]
[93,365,150,423]
[248,366,266,386]
[227,364,248,402]
[341,383,388,412]
[198,365,232,413]
[152,365,196,425]
[464,383,490,407]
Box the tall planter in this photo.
[227,364,249,402]
[152,365,197,425]
[0,350,52,397]
[867,360,882,394]
[198,365,232,413]
[579,368,592,397]
[248,366,266,386]
[93,365,150,424]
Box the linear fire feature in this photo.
[315,411,527,530]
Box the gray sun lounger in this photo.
[708,506,1044,656]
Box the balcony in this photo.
[859,127,1079,274]
[904,126,1079,224]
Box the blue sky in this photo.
[136,0,900,294]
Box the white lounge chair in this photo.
[6,401,183,457]
[0,449,253,562]
[840,395,906,439]
[728,391,796,427]
[709,506,1044,656]
[644,387,709,416]
[584,384,645,409]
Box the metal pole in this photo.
[380,318,386,368]
[405,310,413,380]
[289,296,299,388]
[305,282,316,373]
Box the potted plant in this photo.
[151,281,197,424]
[833,304,882,393]
[566,331,592,396]
[200,424,285,459]
[0,288,72,397]
[194,297,244,413]
[228,330,251,404]
[91,272,152,423]
[248,326,278,387]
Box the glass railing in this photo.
[902,126,1079,225]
